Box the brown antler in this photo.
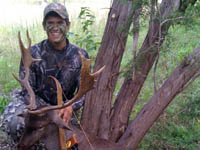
[28,51,105,114]
[49,76,67,150]
[13,30,41,110]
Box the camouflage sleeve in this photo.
[72,95,85,111]
[71,49,89,111]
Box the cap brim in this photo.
[44,10,66,20]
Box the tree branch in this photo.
[119,46,200,149]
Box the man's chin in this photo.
[48,34,65,45]
[51,38,64,44]
[49,34,64,42]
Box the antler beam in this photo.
[13,31,41,110]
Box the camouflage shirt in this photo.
[19,38,89,111]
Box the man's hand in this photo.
[58,105,73,124]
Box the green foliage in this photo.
[0,96,9,114]
[68,7,101,54]
[139,92,200,150]
[174,0,200,28]
[180,92,200,120]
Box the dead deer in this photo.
[14,31,127,150]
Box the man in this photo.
[0,2,88,149]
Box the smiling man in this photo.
[43,3,70,50]
[1,2,88,150]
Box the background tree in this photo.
[79,0,200,149]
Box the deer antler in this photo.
[49,76,67,150]
[28,51,105,114]
[13,30,41,110]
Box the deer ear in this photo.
[49,111,72,131]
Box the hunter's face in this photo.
[45,16,69,45]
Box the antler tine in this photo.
[28,51,105,114]
[18,32,26,52]
[12,74,22,85]
[49,76,63,105]
[92,66,105,78]
[26,30,31,50]
[14,31,41,110]
[19,31,41,71]
[48,76,67,150]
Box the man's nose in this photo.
[52,24,59,31]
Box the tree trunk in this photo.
[81,0,135,139]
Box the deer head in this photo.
[14,31,105,150]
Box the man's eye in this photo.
[58,21,64,25]
[46,22,54,25]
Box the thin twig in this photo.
[73,112,95,150]
[152,0,160,93]
[153,54,159,93]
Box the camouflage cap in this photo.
[43,2,69,22]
